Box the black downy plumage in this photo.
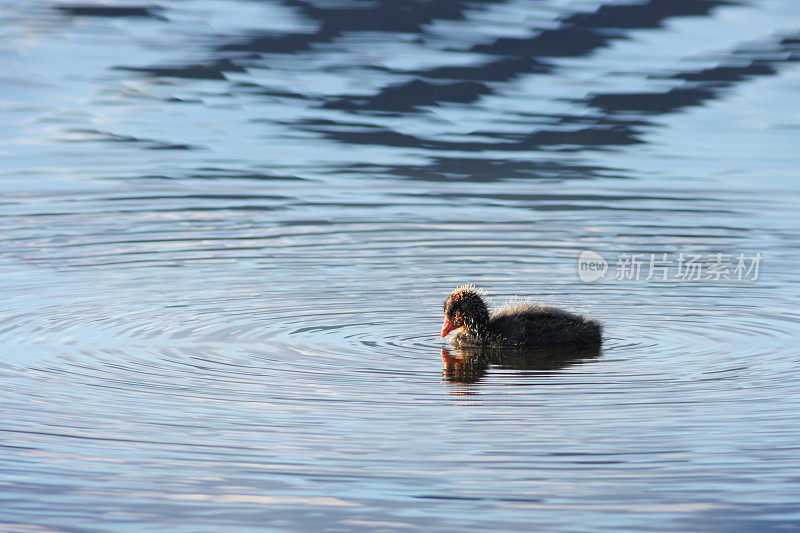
[441,285,602,348]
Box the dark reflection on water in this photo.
[55,5,167,19]
[442,346,602,386]
[3,0,800,531]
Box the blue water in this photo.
[1,0,800,531]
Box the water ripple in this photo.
[3,0,800,530]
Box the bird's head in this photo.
[441,285,489,337]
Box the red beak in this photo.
[441,317,456,338]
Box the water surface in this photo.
[2,0,800,530]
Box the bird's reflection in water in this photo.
[441,345,602,392]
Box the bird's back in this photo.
[487,304,602,347]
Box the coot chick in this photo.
[441,285,602,348]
